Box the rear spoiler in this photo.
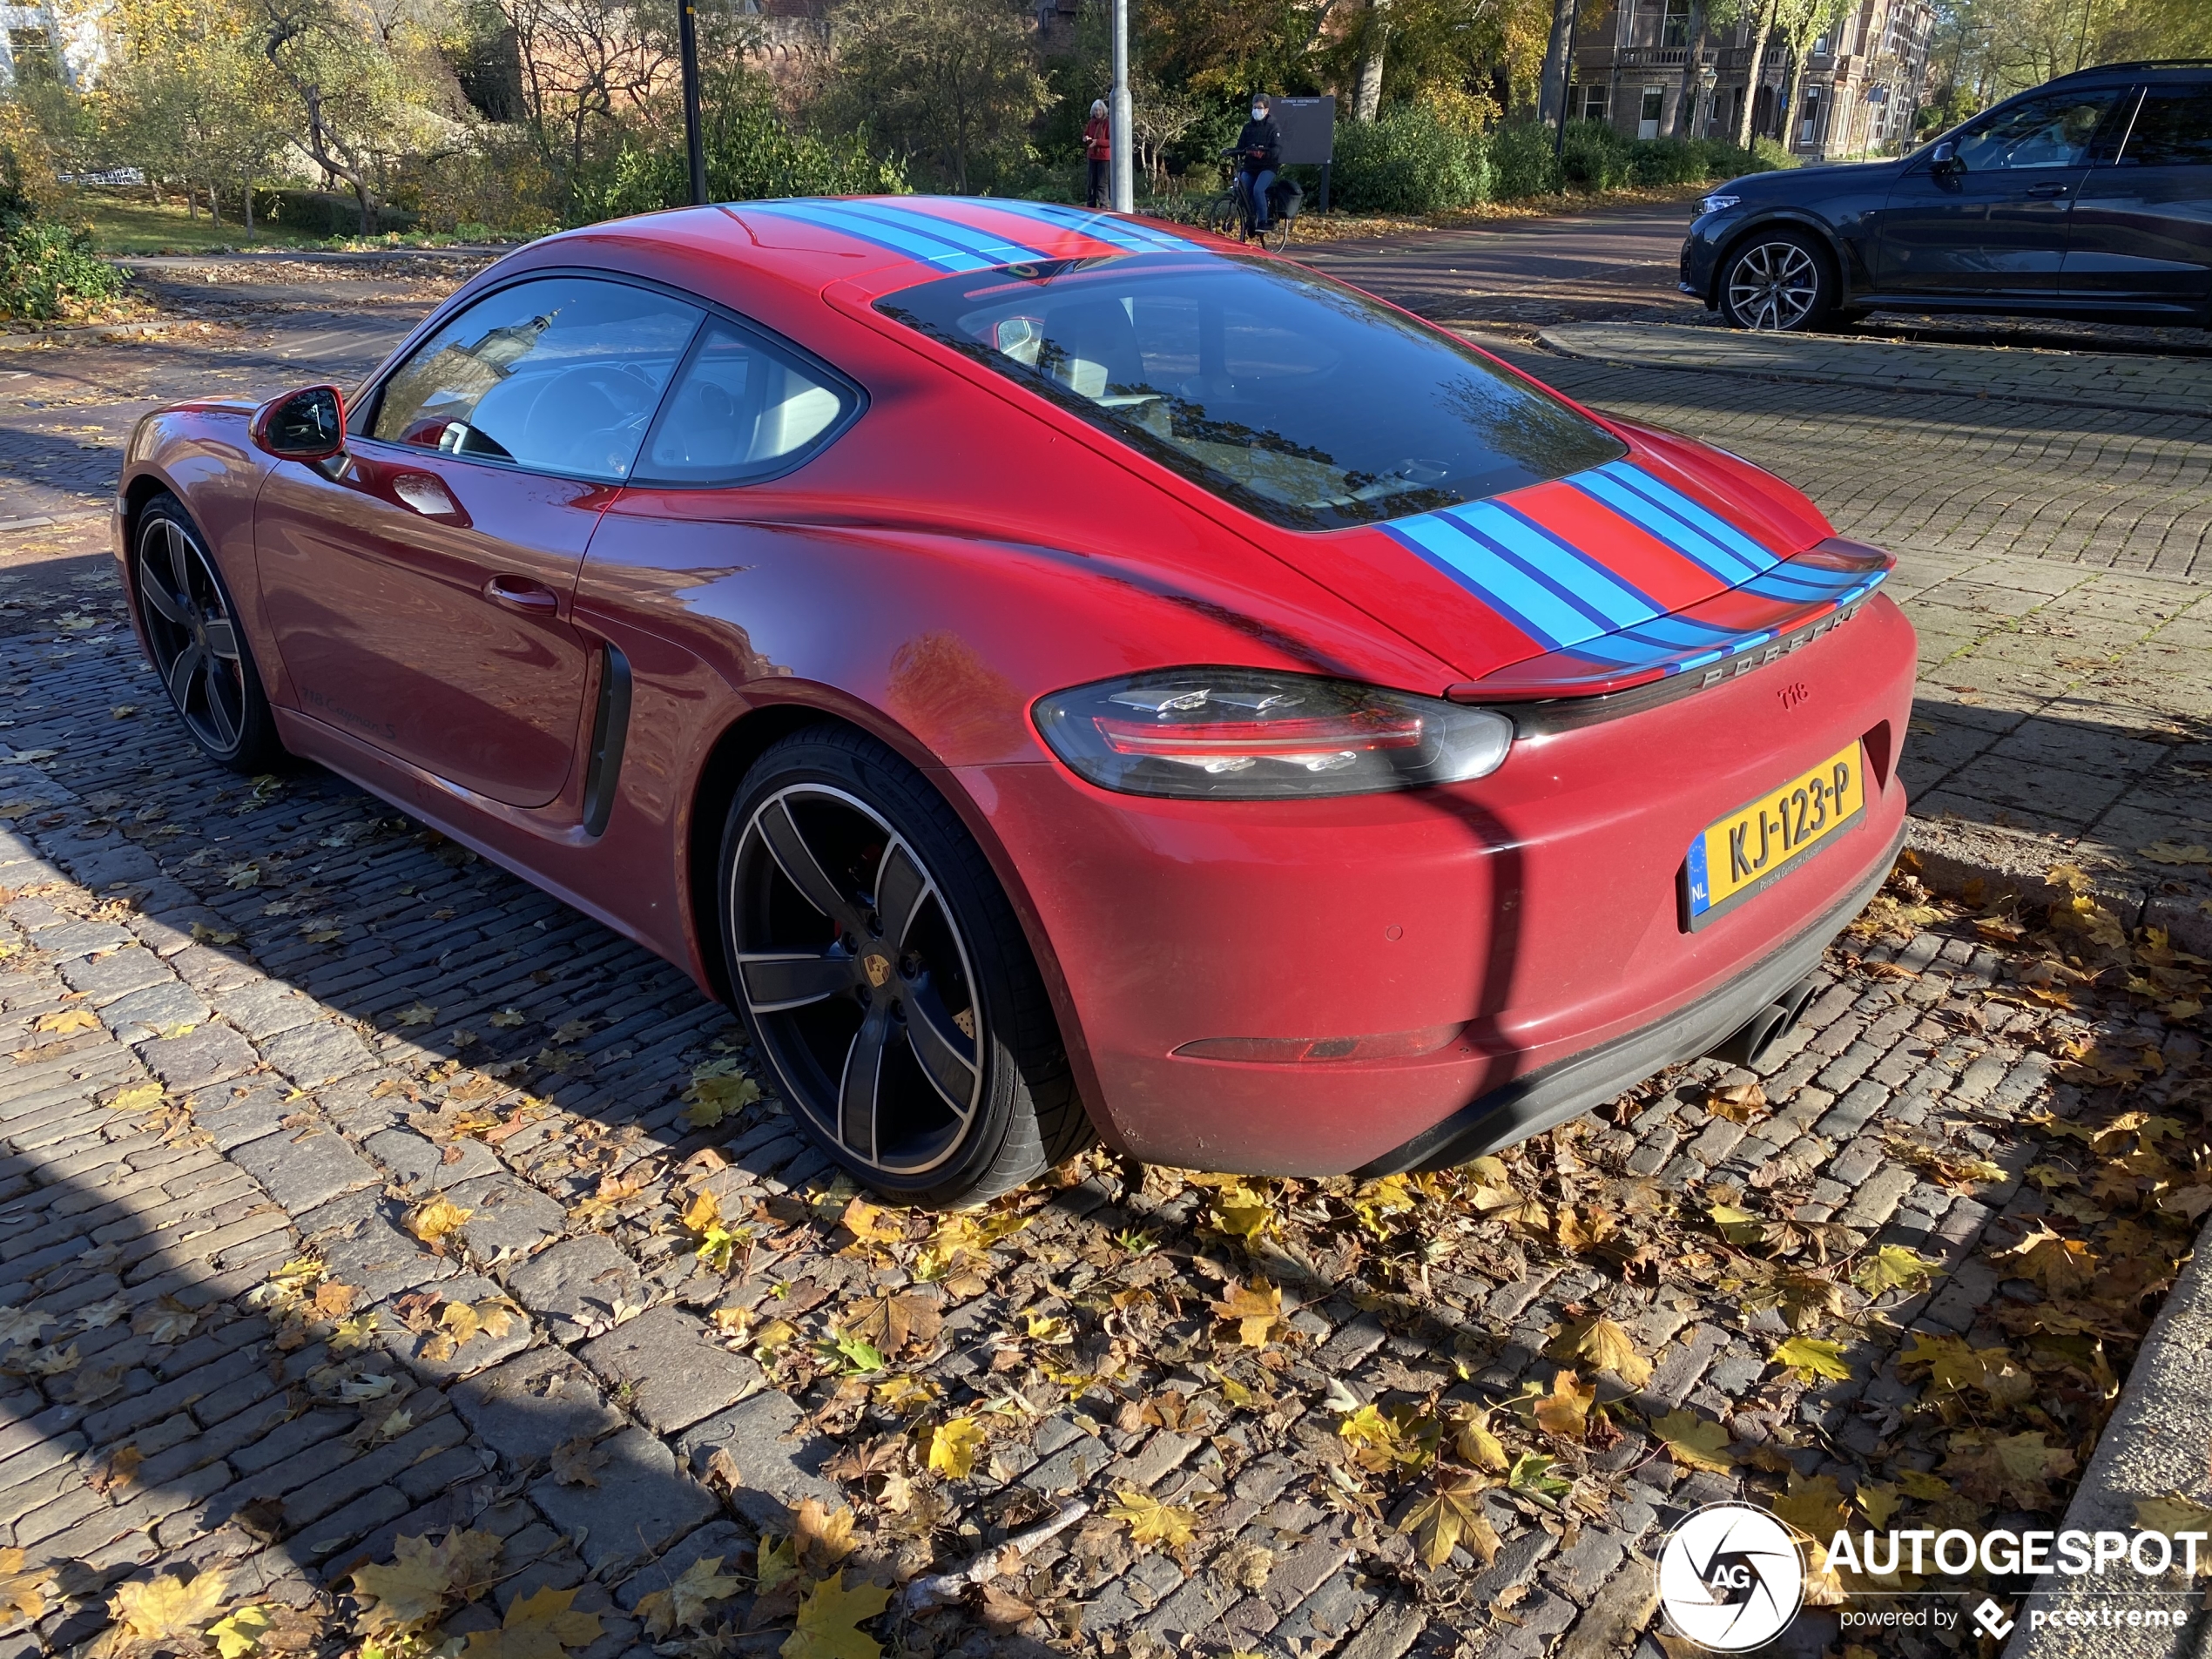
[1444,537,1892,714]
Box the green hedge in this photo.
[1330,103,1490,215]
[1476,118,1787,203]
[259,188,418,236]
[0,215,124,320]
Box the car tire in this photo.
[718,724,1094,1207]
[132,490,287,773]
[1719,229,1834,333]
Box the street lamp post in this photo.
[1109,0,1133,212]
[678,0,707,206]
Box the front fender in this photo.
[117,404,280,699]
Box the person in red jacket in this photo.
[1083,100,1110,208]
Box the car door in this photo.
[2064,81,2212,313]
[255,274,704,808]
[1872,85,2127,299]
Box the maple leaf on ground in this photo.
[1897,1332,2031,1405]
[0,1548,48,1622]
[208,1603,274,1659]
[927,1416,988,1480]
[684,1068,760,1130]
[106,1568,229,1646]
[460,1584,604,1659]
[636,1554,747,1636]
[841,1291,941,1352]
[0,1306,53,1347]
[1210,1184,1273,1239]
[1704,1082,1768,1123]
[1942,1431,2076,1511]
[2136,1494,2212,1567]
[1649,1409,1733,1474]
[1207,1277,1285,1347]
[34,1007,98,1035]
[407,1197,472,1248]
[1107,1488,1197,1553]
[348,1528,503,1634]
[840,1197,905,1247]
[1774,1473,1850,1542]
[794,1498,861,1573]
[1771,1337,1853,1384]
[549,1435,608,1487]
[1993,1223,2099,1298]
[1531,1370,1595,1441]
[1852,1244,1935,1298]
[1449,1406,1509,1473]
[782,1571,892,1659]
[1398,1474,1500,1568]
[1551,1316,1652,1389]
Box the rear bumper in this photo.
[1355,817,1900,1174]
[962,592,1918,1176]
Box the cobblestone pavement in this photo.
[0,547,2204,1659]
[1539,322,2212,418]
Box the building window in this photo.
[1640,84,1665,138]
[1581,83,1608,121]
[7,30,57,85]
[1798,84,1824,144]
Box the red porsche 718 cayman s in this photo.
[116,197,1914,1204]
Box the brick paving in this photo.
[0,446,2182,1659]
[0,245,2202,1656]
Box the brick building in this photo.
[1568,0,1933,159]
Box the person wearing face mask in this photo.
[1083,99,1111,209]
[1231,94,1283,239]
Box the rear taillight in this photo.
[1033,669,1512,799]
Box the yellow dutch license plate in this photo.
[1683,742,1865,930]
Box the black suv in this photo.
[1681,61,2212,330]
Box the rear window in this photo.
[877,253,1626,531]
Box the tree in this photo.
[105,0,290,228]
[252,0,426,231]
[491,0,670,216]
[826,0,1051,192]
[1770,0,1852,147]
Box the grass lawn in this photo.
[67,191,326,255]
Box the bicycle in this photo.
[1200,152,1296,251]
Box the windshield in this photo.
[877,253,1626,531]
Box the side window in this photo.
[1952,89,2121,171]
[370,277,703,482]
[2118,84,2212,166]
[633,323,853,484]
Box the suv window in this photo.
[633,322,854,484]
[2118,83,2212,167]
[878,253,1626,531]
[371,276,703,481]
[1952,87,2122,171]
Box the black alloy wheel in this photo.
[134,495,283,772]
[1720,230,1832,333]
[720,727,1091,1205]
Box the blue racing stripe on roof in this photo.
[741,199,1048,271]
[1581,462,1777,581]
[970,199,1204,253]
[740,200,1001,270]
[828,200,1048,266]
[1484,502,1666,629]
[1384,516,1594,649]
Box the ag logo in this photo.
[1656,1502,1805,1651]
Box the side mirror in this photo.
[1929,139,1963,179]
[253,386,347,462]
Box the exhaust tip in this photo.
[1705,974,1821,1069]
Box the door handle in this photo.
[482,576,560,614]
[2026,182,2071,199]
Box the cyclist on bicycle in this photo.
[1231,94,1284,239]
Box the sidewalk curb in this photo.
[1998,1207,2212,1658]
[1904,817,2212,959]
[0,319,176,351]
[1534,322,2212,421]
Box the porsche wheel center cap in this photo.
[861,953,894,989]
